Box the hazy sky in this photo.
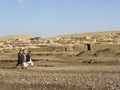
[0,0,120,37]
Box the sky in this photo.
[0,0,120,37]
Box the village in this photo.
[0,31,120,54]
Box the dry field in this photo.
[0,31,120,90]
[0,52,120,90]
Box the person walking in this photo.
[21,50,27,69]
[16,49,22,67]
[26,51,33,67]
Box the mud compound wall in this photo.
[28,44,86,52]
[92,44,120,51]
[1,43,119,53]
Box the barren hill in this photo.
[0,31,120,57]
[0,34,33,41]
[51,30,120,38]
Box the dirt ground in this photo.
[0,53,120,90]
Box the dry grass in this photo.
[0,53,120,90]
[1,69,120,90]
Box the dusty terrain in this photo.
[0,31,120,90]
[0,52,120,90]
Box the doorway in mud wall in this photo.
[86,44,91,51]
[65,48,67,51]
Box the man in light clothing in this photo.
[26,51,33,67]
[21,50,27,69]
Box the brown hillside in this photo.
[0,34,33,41]
[51,30,120,38]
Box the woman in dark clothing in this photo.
[16,49,22,67]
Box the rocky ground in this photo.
[0,54,120,90]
